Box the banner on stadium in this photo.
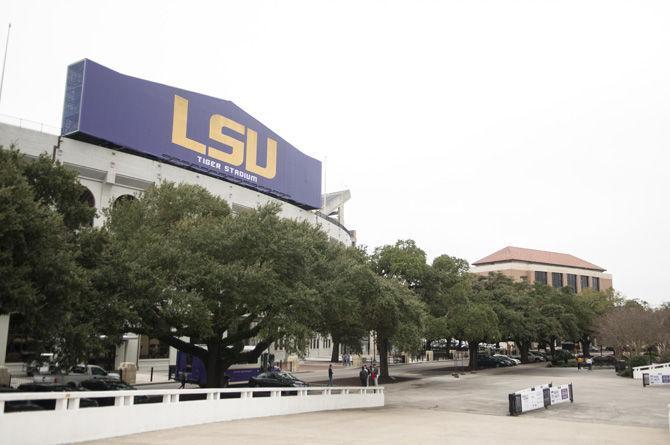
[62,59,322,209]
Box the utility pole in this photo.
[0,23,11,106]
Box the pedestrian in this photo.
[365,365,371,386]
[328,364,334,386]
[371,366,377,386]
[373,365,379,386]
[586,356,593,371]
[179,370,187,389]
[576,355,582,370]
[359,366,368,387]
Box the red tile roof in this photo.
[473,246,605,272]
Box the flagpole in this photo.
[0,23,12,106]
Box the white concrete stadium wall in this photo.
[0,386,384,445]
[0,123,352,244]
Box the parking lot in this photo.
[86,361,669,444]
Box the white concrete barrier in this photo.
[633,362,670,379]
[0,386,384,445]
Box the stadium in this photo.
[0,59,356,376]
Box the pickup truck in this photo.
[32,364,120,387]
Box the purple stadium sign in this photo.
[61,59,322,209]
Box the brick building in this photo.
[471,246,612,292]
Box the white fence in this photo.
[0,386,384,445]
[633,362,670,379]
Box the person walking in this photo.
[365,365,371,387]
[179,370,187,389]
[370,366,377,386]
[328,364,334,386]
[359,366,368,387]
[576,355,583,370]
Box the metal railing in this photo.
[0,113,60,134]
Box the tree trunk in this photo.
[519,341,530,363]
[468,342,478,370]
[205,341,223,388]
[549,337,556,357]
[378,336,390,380]
[330,338,340,363]
[580,337,591,356]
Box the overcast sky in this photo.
[1,1,668,305]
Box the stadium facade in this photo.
[0,60,355,374]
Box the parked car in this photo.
[531,351,549,361]
[477,355,511,368]
[248,371,308,388]
[592,355,619,366]
[78,379,155,405]
[17,383,99,409]
[494,354,520,365]
[527,352,546,362]
[33,364,120,387]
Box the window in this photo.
[552,273,563,288]
[567,274,577,292]
[580,276,589,290]
[592,277,600,291]
[139,336,169,359]
[534,271,547,285]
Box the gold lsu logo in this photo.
[171,95,277,179]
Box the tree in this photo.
[419,255,470,348]
[361,274,425,380]
[572,288,617,353]
[535,288,579,356]
[368,240,428,379]
[103,182,331,387]
[372,239,427,289]
[0,147,111,367]
[316,245,369,362]
[450,297,500,370]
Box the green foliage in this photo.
[628,355,651,368]
[316,245,372,354]
[103,182,332,386]
[0,147,113,367]
[372,240,427,288]
[551,349,573,365]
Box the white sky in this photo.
[1,1,668,305]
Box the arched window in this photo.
[79,188,96,226]
[113,194,136,208]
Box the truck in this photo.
[32,364,120,387]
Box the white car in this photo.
[33,364,120,387]
[494,354,521,365]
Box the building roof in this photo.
[472,246,605,272]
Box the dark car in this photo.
[592,355,618,366]
[17,383,99,409]
[79,379,155,405]
[477,355,509,368]
[248,371,308,388]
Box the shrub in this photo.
[617,367,633,378]
[629,355,651,368]
[551,350,573,365]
